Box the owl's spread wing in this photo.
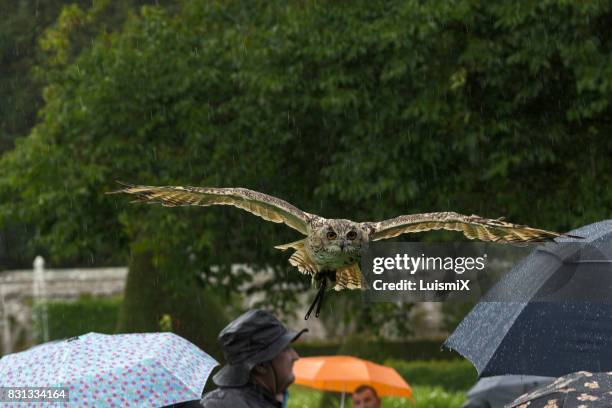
[109,183,312,235]
[367,212,565,243]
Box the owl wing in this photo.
[109,183,312,235]
[366,212,568,243]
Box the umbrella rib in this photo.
[445,302,528,376]
[57,338,73,385]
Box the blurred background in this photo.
[1,0,611,406]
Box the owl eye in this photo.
[326,231,337,240]
[346,230,357,240]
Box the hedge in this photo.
[294,338,462,362]
[33,297,472,384]
[32,296,121,342]
[290,385,466,408]
[386,359,477,391]
[317,359,474,408]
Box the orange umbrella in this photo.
[293,355,413,406]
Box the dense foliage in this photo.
[0,0,174,268]
[2,0,612,341]
[0,0,174,152]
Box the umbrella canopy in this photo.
[0,332,218,407]
[464,375,553,407]
[444,220,612,378]
[507,371,612,408]
[293,355,412,399]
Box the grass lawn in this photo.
[287,385,466,408]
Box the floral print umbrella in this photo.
[0,332,218,407]
[507,371,612,408]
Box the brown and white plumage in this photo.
[109,183,571,317]
[367,212,563,243]
[115,183,312,235]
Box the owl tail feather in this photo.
[274,239,317,276]
[334,264,365,291]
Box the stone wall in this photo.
[0,262,127,355]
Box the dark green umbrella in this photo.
[445,220,612,377]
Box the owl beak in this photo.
[339,239,347,251]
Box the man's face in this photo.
[270,345,300,393]
[352,388,381,408]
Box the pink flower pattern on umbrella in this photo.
[0,332,218,407]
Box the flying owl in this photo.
[110,183,571,319]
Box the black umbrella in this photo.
[506,371,612,408]
[444,220,612,378]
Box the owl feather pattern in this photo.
[109,183,574,318]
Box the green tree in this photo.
[0,0,175,153]
[0,0,175,269]
[0,1,319,350]
[2,0,612,348]
[1,0,66,152]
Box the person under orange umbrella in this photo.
[352,385,381,408]
[293,355,412,407]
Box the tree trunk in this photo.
[116,240,228,362]
[116,246,161,333]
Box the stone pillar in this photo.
[0,283,11,354]
[32,256,49,343]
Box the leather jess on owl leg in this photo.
[304,279,327,320]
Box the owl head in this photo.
[312,219,370,254]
